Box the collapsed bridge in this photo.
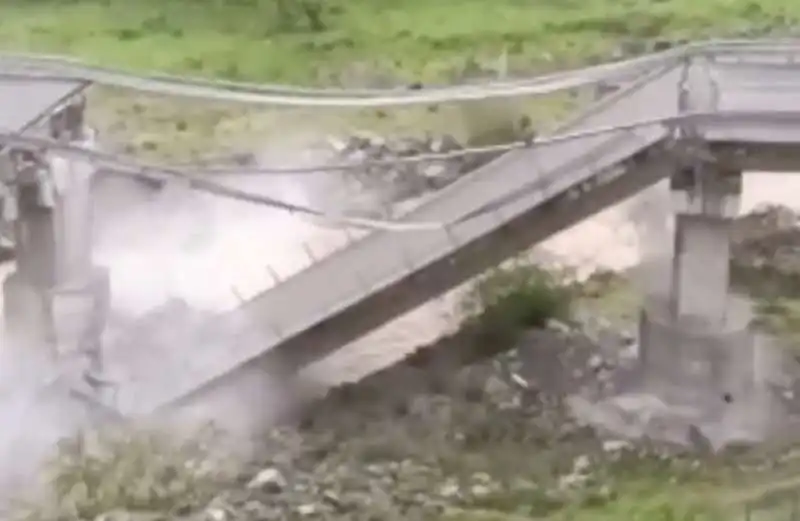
[2,40,800,422]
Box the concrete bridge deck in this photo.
[124,54,800,415]
[5,44,800,416]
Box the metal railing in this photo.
[1,39,800,105]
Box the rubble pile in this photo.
[326,133,490,216]
[63,317,751,521]
[175,322,664,521]
[179,313,800,521]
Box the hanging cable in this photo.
[0,107,779,232]
[0,111,713,232]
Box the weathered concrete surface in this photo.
[672,215,732,322]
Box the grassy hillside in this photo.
[0,0,797,84]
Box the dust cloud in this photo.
[1,150,800,497]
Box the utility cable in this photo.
[0,109,745,232]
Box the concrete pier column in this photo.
[639,164,750,400]
[668,165,742,324]
[3,95,112,401]
[670,214,731,324]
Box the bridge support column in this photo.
[2,96,113,402]
[638,164,758,404]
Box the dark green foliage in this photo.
[460,261,575,349]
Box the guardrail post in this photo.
[340,226,371,293]
[302,241,317,265]
[265,263,281,286]
[438,225,458,277]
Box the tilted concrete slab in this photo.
[107,64,684,416]
[58,54,800,417]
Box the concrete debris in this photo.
[247,467,287,492]
[23,297,800,521]
[326,132,482,216]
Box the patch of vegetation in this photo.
[1,0,797,84]
[11,425,233,521]
[577,269,642,324]
[459,261,577,350]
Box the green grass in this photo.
[459,262,577,350]
[0,0,797,84]
[4,0,793,160]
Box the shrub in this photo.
[460,261,575,350]
[10,424,231,521]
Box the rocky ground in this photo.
[28,319,687,521]
[732,205,800,307]
[35,311,800,521]
[23,291,800,521]
[176,203,800,521]
[323,132,494,218]
[12,193,800,521]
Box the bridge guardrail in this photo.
[0,39,798,106]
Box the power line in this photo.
[0,109,726,232]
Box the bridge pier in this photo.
[1,96,113,403]
[637,164,760,405]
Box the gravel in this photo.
[324,132,486,218]
[90,318,703,521]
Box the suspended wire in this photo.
[0,40,792,231]
[0,109,738,232]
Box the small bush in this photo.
[460,261,575,349]
[11,425,231,521]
